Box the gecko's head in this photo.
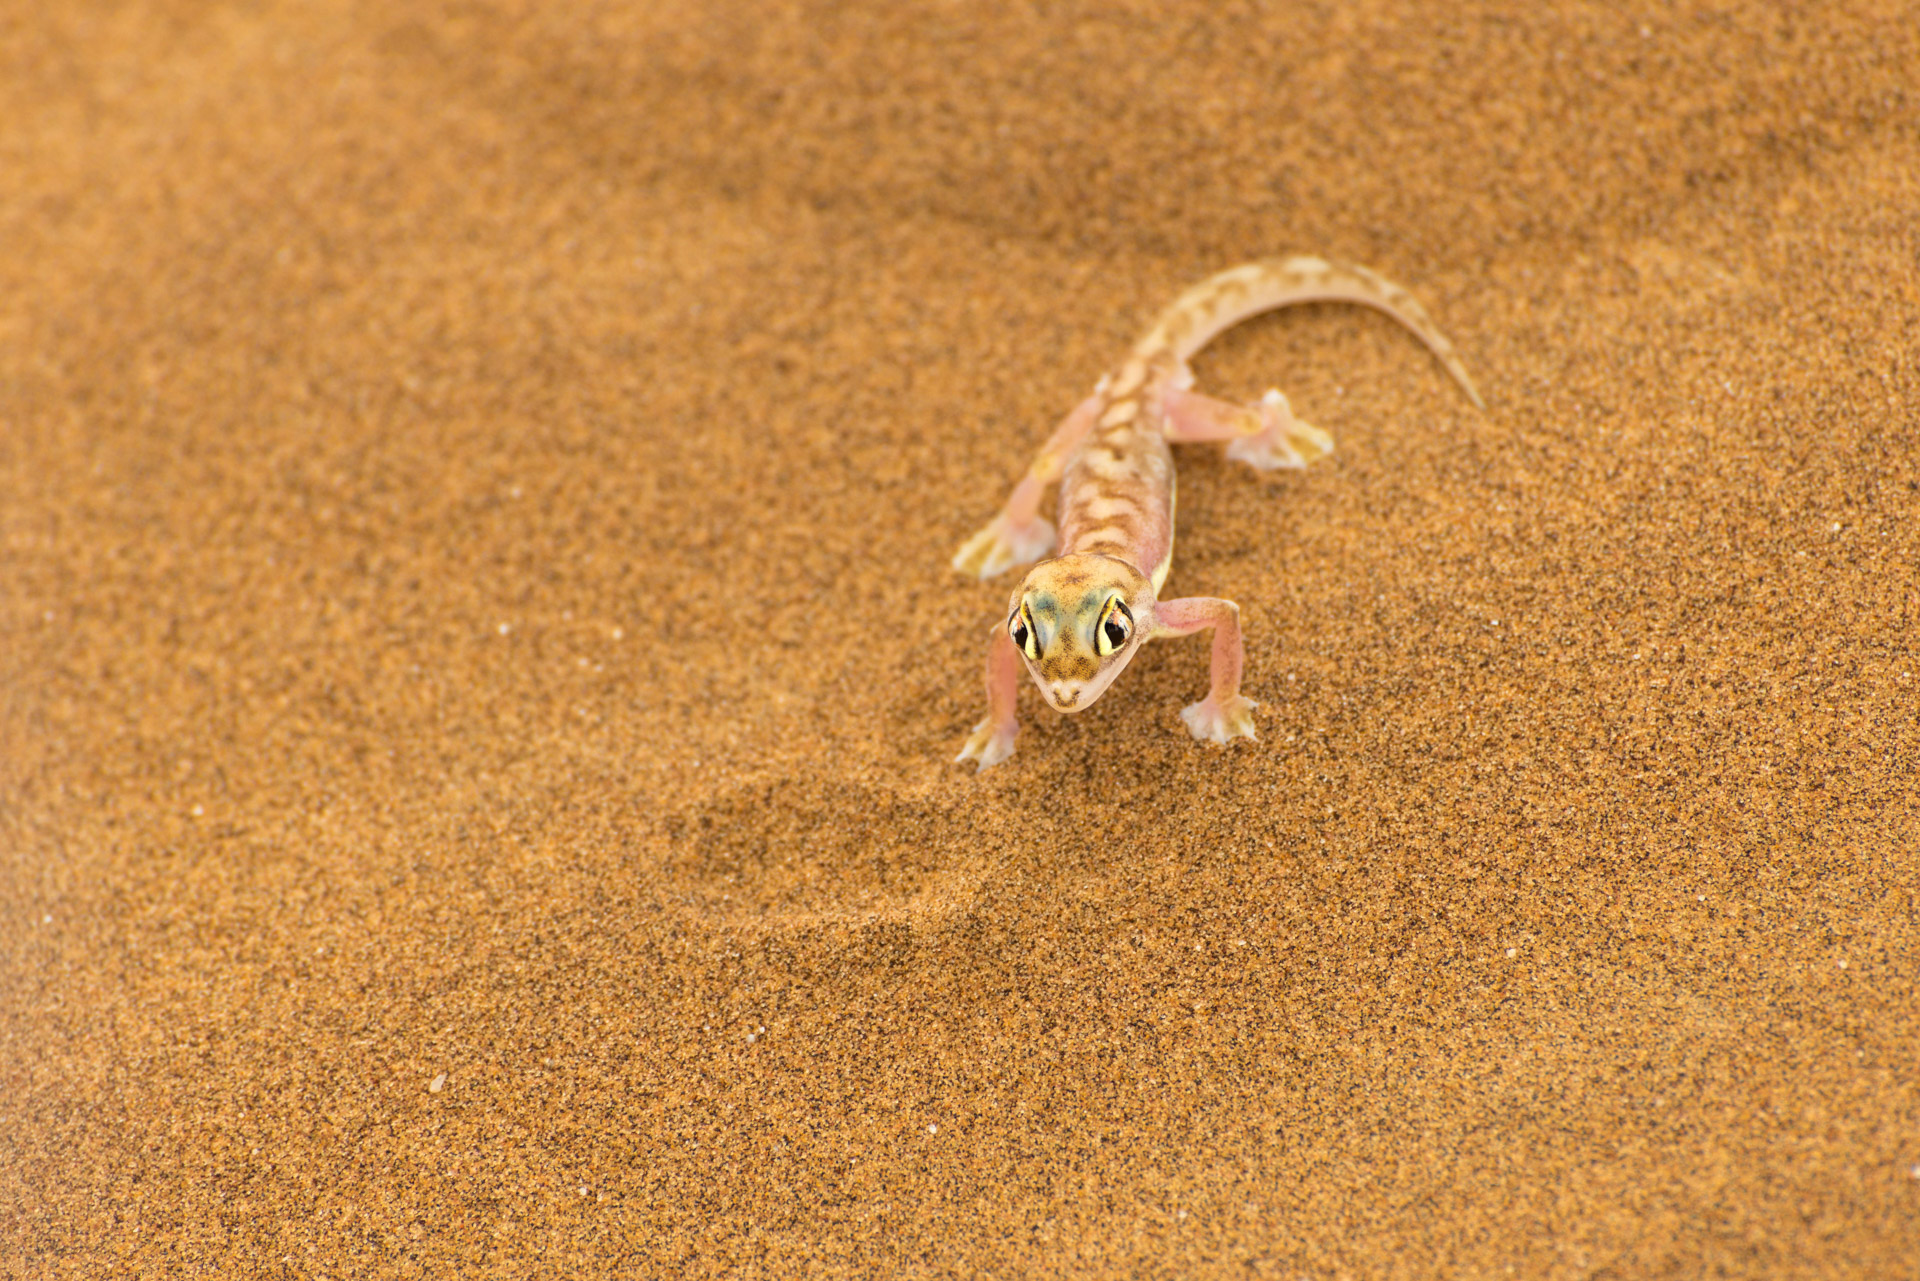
[1007,554,1154,714]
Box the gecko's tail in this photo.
[1135,255,1484,410]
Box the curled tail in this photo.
[1135,255,1484,409]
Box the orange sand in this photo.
[3,1,1918,1275]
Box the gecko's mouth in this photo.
[1039,655,1136,714]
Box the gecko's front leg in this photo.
[952,392,1102,579]
[1151,597,1258,744]
[955,620,1022,769]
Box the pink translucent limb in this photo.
[1158,385,1266,442]
[1151,596,1258,744]
[1013,392,1102,517]
[955,621,1023,769]
[952,393,1102,578]
[1158,385,1332,470]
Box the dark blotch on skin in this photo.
[1042,653,1099,682]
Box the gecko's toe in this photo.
[1225,390,1334,471]
[1225,430,1304,471]
[956,718,1018,770]
[1179,695,1258,745]
[1288,421,1335,462]
[951,516,1056,579]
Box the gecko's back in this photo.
[1049,256,1479,596]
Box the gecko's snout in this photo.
[1046,679,1093,711]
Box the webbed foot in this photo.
[955,717,1019,770]
[952,514,1056,579]
[1224,389,1333,471]
[1179,694,1259,745]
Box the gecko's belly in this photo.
[1057,427,1175,586]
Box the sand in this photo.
[3,1,1918,1276]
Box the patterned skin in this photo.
[953,256,1482,770]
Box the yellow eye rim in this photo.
[1010,603,1041,662]
[1096,597,1133,656]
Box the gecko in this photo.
[952,256,1482,770]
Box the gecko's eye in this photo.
[1009,605,1039,662]
[1097,598,1133,656]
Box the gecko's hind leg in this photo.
[1227,390,1334,471]
[1161,385,1333,472]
